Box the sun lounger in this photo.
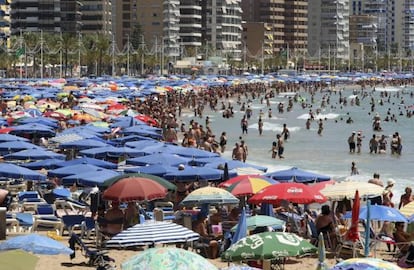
[6,213,19,233]
[15,212,34,232]
[61,215,85,236]
[32,203,63,235]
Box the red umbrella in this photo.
[134,115,159,127]
[0,127,14,134]
[103,177,167,202]
[346,190,360,242]
[248,182,327,204]
[43,111,67,121]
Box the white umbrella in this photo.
[106,221,199,248]
[320,181,384,200]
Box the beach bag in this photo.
[406,245,414,265]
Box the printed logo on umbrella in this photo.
[287,187,303,193]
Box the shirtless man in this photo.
[399,187,413,209]
[276,134,284,159]
[232,143,244,161]
[368,173,383,205]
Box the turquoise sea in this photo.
[181,85,414,204]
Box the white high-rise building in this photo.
[308,0,350,62]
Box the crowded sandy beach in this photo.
[0,73,414,270]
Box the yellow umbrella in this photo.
[400,201,414,217]
[0,250,39,270]
[320,181,384,201]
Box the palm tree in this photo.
[58,33,77,77]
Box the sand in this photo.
[21,232,396,270]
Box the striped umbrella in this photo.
[224,177,279,197]
[106,221,200,248]
[400,201,414,217]
[320,181,384,200]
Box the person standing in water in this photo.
[258,117,264,135]
[276,134,284,159]
[317,119,323,136]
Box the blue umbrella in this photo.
[21,158,64,170]
[10,123,56,137]
[124,164,176,177]
[18,117,58,128]
[343,205,408,222]
[231,207,247,246]
[126,153,190,167]
[0,234,73,255]
[0,141,41,152]
[0,134,29,142]
[125,139,160,149]
[55,157,117,169]
[163,166,223,181]
[265,167,331,183]
[48,164,105,178]
[58,138,109,150]
[0,163,46,181]
[62,169,120,187]
[260,203,275,217]
[52,188,71,198]
[204,159,267,172]
[364,200,371,257]
[3,148,66,160]
[170,147,220,158]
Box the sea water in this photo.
[180,85,414,204]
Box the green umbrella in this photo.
[222,232,317,262]
[231,215,285,232]
[121,247,218,270]
[103,173,176,191]
[316,233,329,270]
[0,250,39,270]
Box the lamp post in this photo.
[126,35,130,77]
[111,34,116,77]
[40,30,44,79]
[141,35,145,76]
[78,32,82,78]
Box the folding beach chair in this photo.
[68,233,115,269]
[61,215,85,236]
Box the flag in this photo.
[15,48,25,58]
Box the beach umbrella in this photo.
[180,186,239,206]
[330,258,402,270]
[9,123,56,137]
[0,250,39,270]
[231,207,247,245]
[0,163,46,181]
[260,203,275,217]
[0,234,73,255]
[43,111,67,121]
[231,215,285,232]
[221,266,261,270]
[106,221,200,248]
[265,167,331,183]
[164,166,224,182]
[126,153,190,167]
[103,177,168,202]
[124,164,176,177]
[121,247,217,270]
[62,169,120,187]
[400,201,414,217]
[48,163,105,178]
[249,182,327,205]
[346,190,360,257]
[320,181,385,200]
[309,180,336,192]
[222,176,279,197]
[222,232,317,261]
[0,134,29,142]
[55,157,117,169]
[0,141,41,152]
[219,175,277,188]
[364,200,371,257]
[344,204,408,223]
[21,158,65,170]
[102,173,176,191]
[58,138,109,150]
[316,233,329,270]
[3,148,66,161]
